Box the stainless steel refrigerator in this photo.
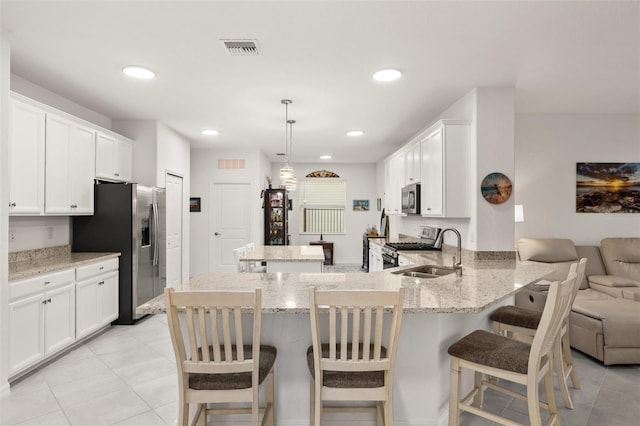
[72,182,166,324]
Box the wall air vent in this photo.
[218,159,246,169]
[222,40,260,56]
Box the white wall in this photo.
[7,217,69,252]
[157,123,191,283]
[111,120,157,186]
[272,162,379,264]
[1,31,12,398]
[380,88,517,252]
[11,74,112,129]
[515,113,640,244]
[112,120,192,283]
[190,148,270,276]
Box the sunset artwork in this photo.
[576,163,640,213]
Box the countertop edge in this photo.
[9,252,121,281]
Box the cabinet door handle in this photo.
[47,298,52,303]
[44,281,51,285]
[214,232,221,236]
[99,266,104,270]
[426,207,432,211]
[70,204,78,209]
[42,299,47,304]
[114,173,120,177]
[98,281,105,285]
[9,202,16,207]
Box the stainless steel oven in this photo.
[381,250,397,269]
[401,183,420,214]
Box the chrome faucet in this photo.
[437,228,463,276]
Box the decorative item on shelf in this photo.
[576,162,640,213]
[189,197,201,212]
[266,175,272,189]
[480,172,512,204]
[279,99,297,191]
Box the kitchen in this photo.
[2,1,640,425]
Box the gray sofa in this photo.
[514,238,640,365]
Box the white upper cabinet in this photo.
[384,153,405,215]
[404,142,421,185]
[420,120,470,218]
[96,132,132,182]
[8,98,46,215]
[45,113,96,215]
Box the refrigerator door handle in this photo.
[152,202,159,266]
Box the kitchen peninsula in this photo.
[138,251,552,424]
[240,244,325,273]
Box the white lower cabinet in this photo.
[8,270,75,376]
[8,257,119,379]
[76,259,119,339]
[369,243,384,272]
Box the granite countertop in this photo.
[241,245,325,262]
[9,247,121,281]
[138,250,553,315]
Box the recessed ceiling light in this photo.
[320,155,332,160]
[202,129,219,136]
[372,69,402,82]
[347,130,364,137]
[122,66,155,79]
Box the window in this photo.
[299,178,346,234]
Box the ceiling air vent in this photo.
[222,40,260,56]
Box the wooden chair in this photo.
[165,287,276,426]
[448,272,577,426]
[490,258,587,409]
[245,242,267,273]
[307,287,404,425]
[232,246,248,272]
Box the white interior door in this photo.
[210,183,251,272]
[166,173,183,287]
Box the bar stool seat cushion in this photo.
[189,345,277,390]
[448,330,540,375]
[306,344,387,388]
[489,305,542,330]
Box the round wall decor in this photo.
[481,172,513,204]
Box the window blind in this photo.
[299,178,346,234]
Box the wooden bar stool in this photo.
[165,287,276,426]
[448,272,577,426]
[307,287,404,425]
[490,258,586,409]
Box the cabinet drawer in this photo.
[75,258,119,281]
[9,269,75,301]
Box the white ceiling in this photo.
[2,1,639,163]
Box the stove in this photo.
[381,226,442,267]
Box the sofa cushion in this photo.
[517,238,578,263]
[600,238,640,282]
[571,298,640,349]
[576,245,607,289]
[589,275,640,287]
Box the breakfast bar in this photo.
[240,244,325,273]
[138,252,552,425]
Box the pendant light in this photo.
[279,99,297,191]
[285,119,297,191]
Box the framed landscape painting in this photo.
[576,163,640,213]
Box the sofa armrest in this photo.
[588,275,640,288]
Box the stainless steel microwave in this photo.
[401,183,420,214]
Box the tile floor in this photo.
[2,279,639,425]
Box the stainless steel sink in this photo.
[392,264,457,279]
